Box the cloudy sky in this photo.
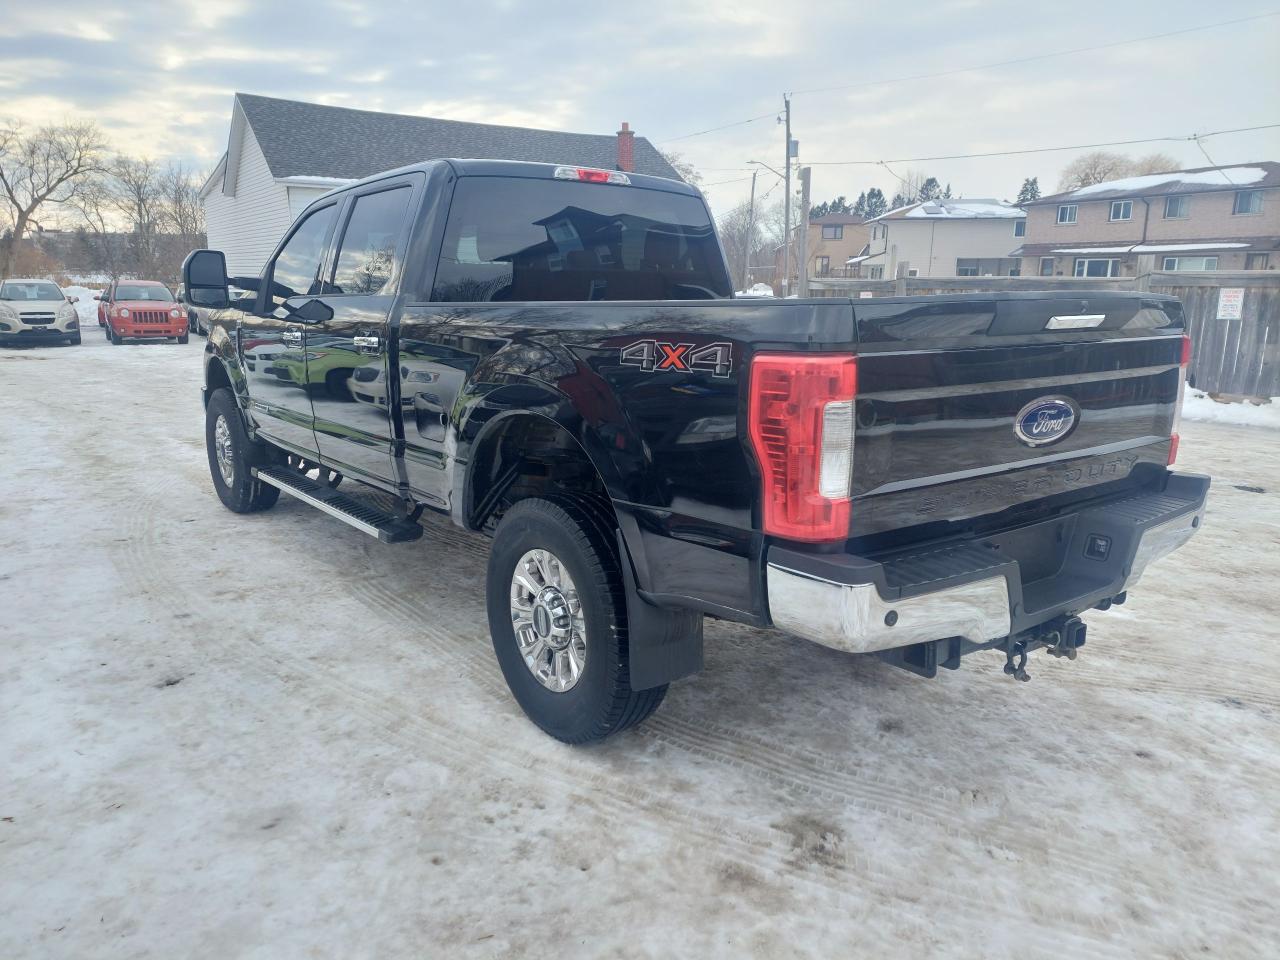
[2,0,1277,219]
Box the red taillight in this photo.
[553,165,631,185]
[748,353,857,542]
[1180,334,1192,367]
[1167,433,1180,465]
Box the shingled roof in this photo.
[231,93,680,182]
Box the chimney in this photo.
[616,121,635,173]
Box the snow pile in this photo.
[1068,167,1266,198]
[1183,391,1280,429]
[901,199,1023,219]
[61,285,103,325]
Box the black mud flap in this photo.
[616,532,704,690]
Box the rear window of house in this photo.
[429,177,731,302]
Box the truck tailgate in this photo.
[849,293,1185,538]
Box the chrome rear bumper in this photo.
[766,472,1209,656]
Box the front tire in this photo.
[205,388,280,513]
[69,333,81,345]
[178,333,190,345]
[486,496,667,744]
[110,329,122,345]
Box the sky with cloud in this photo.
[1,0,1277,220]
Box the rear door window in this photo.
[328,185,413,295]
[268,203,338,308]
[430,177,731,302]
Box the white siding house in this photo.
[200,93,679,280]
[856,199,1027,279]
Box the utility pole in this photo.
[782,95,791,297]
[797,166,811,297]
[743,167,758,291]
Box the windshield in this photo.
[1,281,64,301]
[115,284,174,301]
[431,177,732,302]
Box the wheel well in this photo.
[467,416,610,533]
[204,357,232,406]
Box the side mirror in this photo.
[182,249,230,309]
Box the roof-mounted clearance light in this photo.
[554,165,631,185]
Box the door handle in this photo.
[281,329,303,347]
[353,335,380,353]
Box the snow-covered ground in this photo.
[1183,391,1280,430]
[2,336,1278,959]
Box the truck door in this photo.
[304,177,419,484]
[241,201,339,457]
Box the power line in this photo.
[658,11,1280,145]
[792,11,1280,97]
[803,123,1280,167]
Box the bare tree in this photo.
[0,120,106,276]
[109,156,164,277]
[157,162,206,244]
[717,199,765,290]
[1057,151,1183,192]
[1132,152,1177,176]
[70,173,125,280]
[660,150,702,188]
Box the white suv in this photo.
[0,279,81,346]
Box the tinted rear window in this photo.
[430,177,731,302]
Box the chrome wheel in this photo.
[213,414,235,486]
[510,549,587,693]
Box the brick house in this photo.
[1014,161,1280,278]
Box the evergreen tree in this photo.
[852,191,867,217]
[918,177,942,201]
[864,188,888,218]
[942,183,953,199]
[889,191,909,210]
[1016,177,1041,204]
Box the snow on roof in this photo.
[1069,168,1266,198]
[871,199,1024,222]
[1034,162,1279,204]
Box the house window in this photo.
[869,266,885,280]
[1073,258,1121,277]
[1039,257,1055,276]
[1232,190,1263,215]
[1057,204,1077,224]
[821,224,844,240]
[1245,253,1269,270]
[907,268,919,277]
[956,259,979,277]
[815,256,830,276]
[1164,196,1189,219]
[1109,200,1133,221]
[1014,219,1026,237]
[1162,256,1218,271]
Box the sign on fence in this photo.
[1216,288,1245,320]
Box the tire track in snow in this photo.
[109,488,1169,956]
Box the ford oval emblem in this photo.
[1013,396,1078,447]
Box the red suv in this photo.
[97,281,189,344]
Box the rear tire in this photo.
[486,495,667,744]
[205,388,280,513]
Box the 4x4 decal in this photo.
[619,340,733,378]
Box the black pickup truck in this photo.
[183,158,1209,743]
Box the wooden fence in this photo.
[807,271,1280,399]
